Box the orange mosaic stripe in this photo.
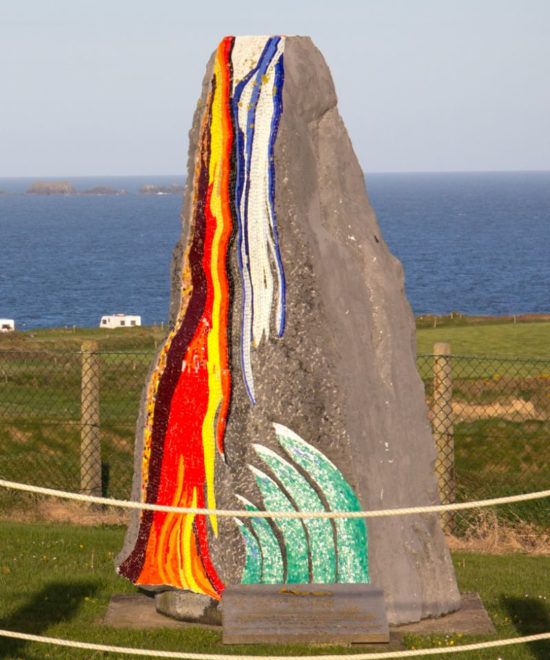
[118,36,234,599]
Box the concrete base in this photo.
[222,584,389,645]
[104,593,219,630]
[394,592,495,636]
[104,591,494,640]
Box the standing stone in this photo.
[117,35,460,625]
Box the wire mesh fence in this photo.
[0,345,549,533]
[418,348,550,533]
[0,347,152,502]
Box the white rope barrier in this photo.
[0,628,549,658]
[1,479,549,657]
[0,478,549,519]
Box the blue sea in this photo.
[1,172,549,329]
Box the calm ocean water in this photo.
[1,172,549,329]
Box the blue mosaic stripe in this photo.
[231,44,270,403]
[231,37,286,402]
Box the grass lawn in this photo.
[1,319,549,525]
[0,522,549,659]
[1,320,548,655]
[417,319,550,359]
[0,316,548,358]
[449,419,550,530]
[0,325,165,352]
[0,347,153,500]
[2,317,549,360]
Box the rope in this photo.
[1,479,549,657]
[0,628,549,658]
[0,478,548,519]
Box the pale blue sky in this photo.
[2,0,549,176]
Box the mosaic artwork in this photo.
[236,424,369,585]
[117,35,368,600]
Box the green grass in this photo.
[2,321,550,521]
[1,317,548,358]
[415,313,550,330]
[0,322,549,656]
[0,347,154,500]
[414,319,550,531]
[453,419,550,527]
[406,552,550,659]
[417,320,550,359]
[0,522,549,659]
[0,325,166,352]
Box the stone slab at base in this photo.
[104,594,219,630]
[221,583,389,645]
[394,592,495,636]
[104,591,494,639]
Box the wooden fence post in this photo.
[81,340,102,497]
[433,342,455,534]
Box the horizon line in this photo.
[1,168,550,180]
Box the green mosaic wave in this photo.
[252,444,336,583]
[249,465,310,583]
[275,423,369,583]
[235,495,284,583]
[234,518,262,584]
[235,424,369,586]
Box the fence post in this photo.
[81,340,102,498]
[433,342,455,534]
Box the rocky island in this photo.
[81,186,126,195]
[27,181,76,195]
[139,183,184,195]
[26,181,125,195]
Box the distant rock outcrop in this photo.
[82,186,126,195]
[27,181,76,195]
[139,183,184,195]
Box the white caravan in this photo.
[99,314,141,329]
[0,319,15,332]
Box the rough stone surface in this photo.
[155,590,221,625]
[222,583,389,645]
[120,35,461,625]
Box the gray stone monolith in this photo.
[120,35,460,626]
